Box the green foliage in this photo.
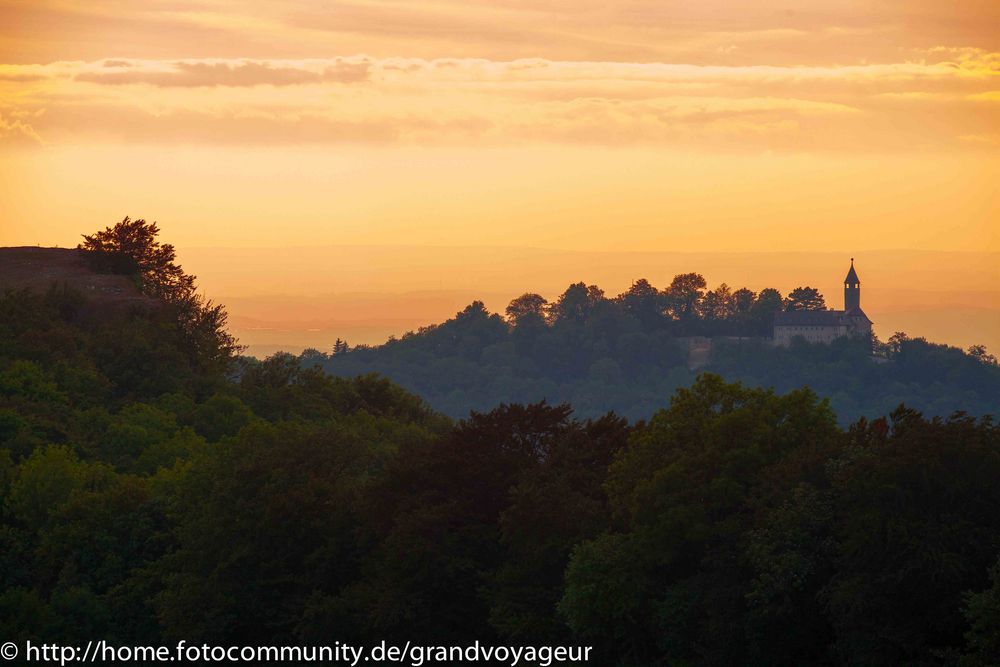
[821,409,1000,665]
[560,375,842,664]
[78,216,242,374]
[153,415,432,642]
[5,446,106,528]
[318,292,693,421]
[560,379,1000,666]
[298,402,630,646]
[0,284,447,645]
[0,361,62,402]
[317,291,999,425]
[2,242,999,665]
[709,335,1000,423]
[959,558,1000,665]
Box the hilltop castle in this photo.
[773,260,873,346]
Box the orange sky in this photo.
[0,0,997,354]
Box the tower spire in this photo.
[844,258,860,311]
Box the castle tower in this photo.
[844,258,861,312]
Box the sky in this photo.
[0,0,997,354]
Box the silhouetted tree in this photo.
[616,279,665,329]
[745,287,784,335]
[174,293,241,373]
[79,217,194,303]
[506,293,549,326]
[663,273,706,322]
[753,288,783,313]
[78,217,241,371]
[968,344,998,366]
[551,283,605,324]
[731,287,756,317]
[785,286,826,311]
[887,331,910,357]
[700,283,734,322]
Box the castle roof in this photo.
[844,258,860,284]
[774,309,847,327]
[844,306,873,324]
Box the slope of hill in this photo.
[3,241,1000,665]
[310,301,1000,423]
[177,246,1000,356]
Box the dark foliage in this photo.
[78,216,242,372]
[710,335,1000,423]
[560,376,1000,666]
[2,255,999,665]
[79,217,193,303]
[312,282,1000,423]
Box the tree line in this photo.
[2,219,999,665]
[502,276,827,338]
[1,284,999,665]
[317,297,999,423]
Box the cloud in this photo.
[0,113,43,146]
[1,53,997,151]
[8,53,998,89]
[5,0,1000,66]
[967,91,1000,103]
[76,59,371,87]
[0,73,48,82]
[957,133,1000,145]
[0,93,878,151]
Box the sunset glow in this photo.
[1,0,997,352]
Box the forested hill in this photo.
[4,223,1000,664]
[6,280,1000,665]
[310,289,1000,423]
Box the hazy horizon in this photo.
[2,0,997,356]
[167,245,999,356]
[5,242,996,357]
